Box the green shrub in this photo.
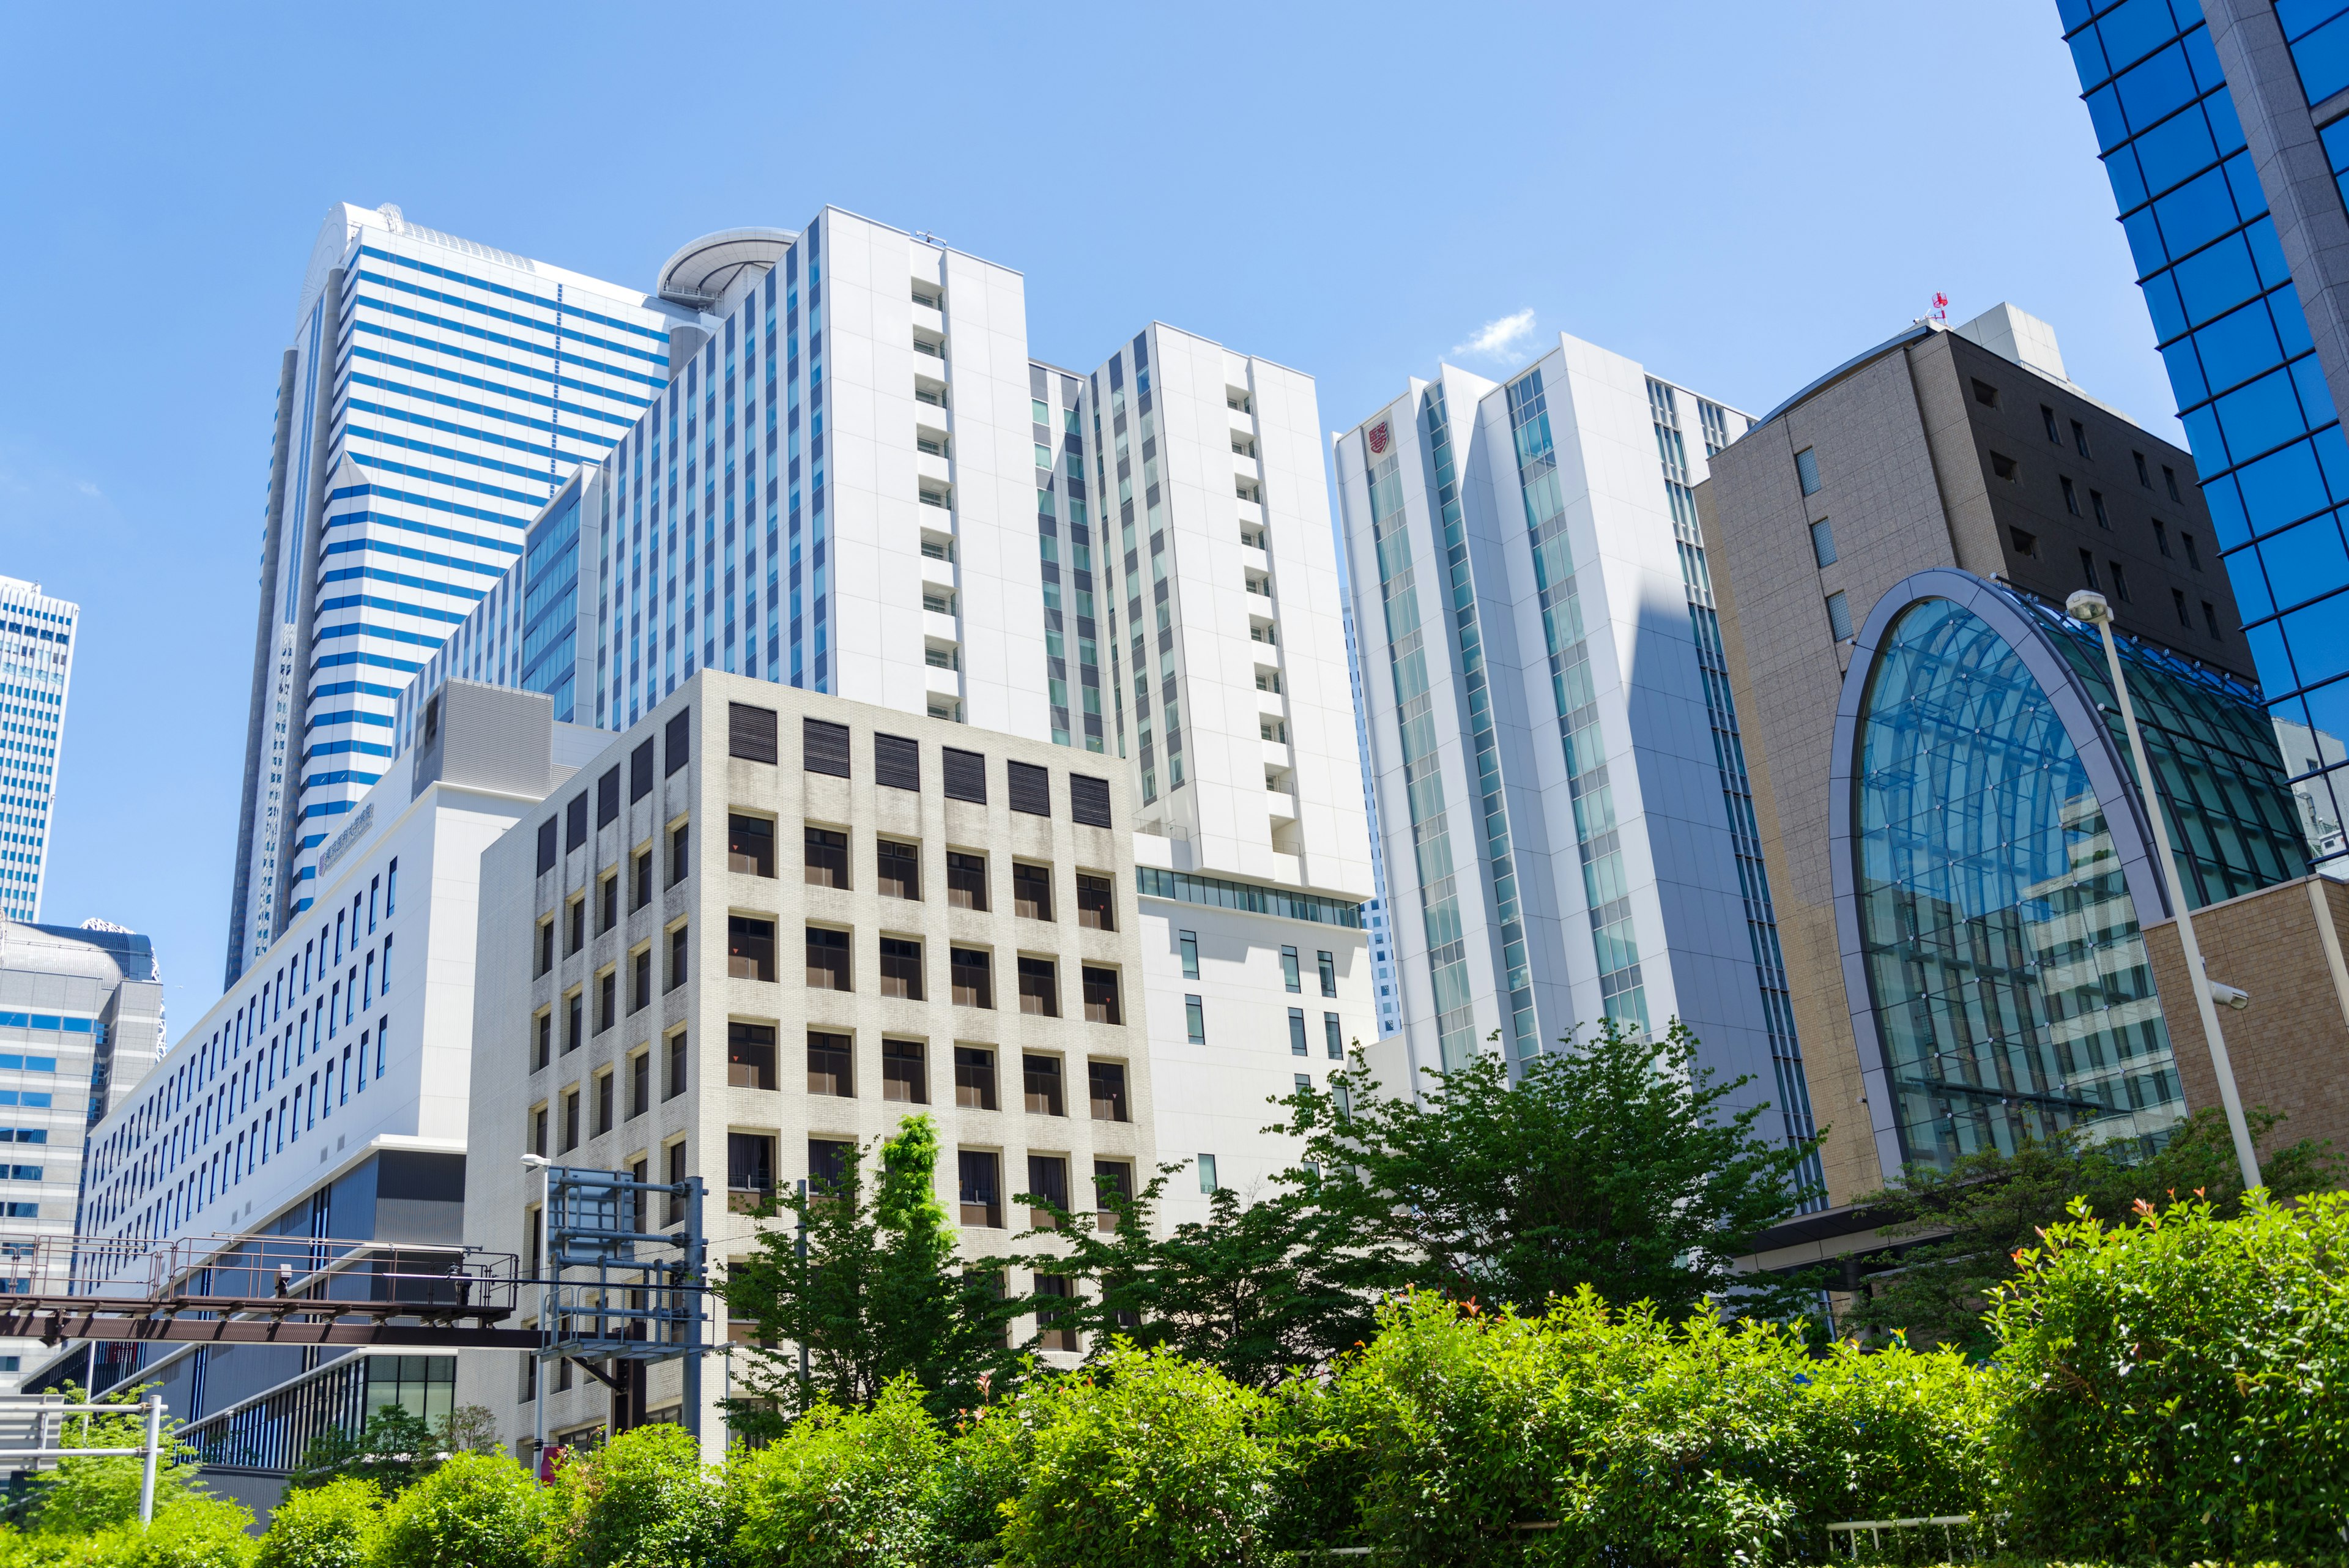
[109,1495,258,1568]
[724,1375,943,1567]
[925,1392,1030,1568]
[256,1477,381,1568]
[994,1341,1280,1568]
[547,1424,723,1568]
[368,1451,542,1568]
[1987,1189,2349,1566]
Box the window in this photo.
[2135,450,2151,488]
[561,1088,579,1152]
[594,1071,614,1137]
[1013,863,1053,921]
[729,1022,777,1090]
[631,848,653,910]
[2061,477,2082,516]
[729,816,776,877]
[1288,1007,1308,1056]
[1178,930,1199,979]
[1081,966,1122,1025]
[666,708,691,775]
[879,938,924,1000]
[804,827,849,889]
[806,927,852,991]
[1825,590,1854,641]
[531,1104,548,1157]
[669,924,690,990]
[1809,519,1837,567]
[629,1050,649,1118]
[878,840,921,900]
[1074,1057,1130,1129]
[1094,1159,1133,1233]
[666,1140,687,1224]
[2110,560,2131,602]
[2164,464,2182,502]
[883,1039,927,1103]
[809,1139,855,1193]
[1325,1013,1345,1058]
[946,852,988,910]
[596,971,616,1034]
[536,919,553,976]
[1008,760,1050,817]
[807,1031,853,1097]
[1017,957,1058,1016]
[943,748,987,803]
[665,1032,688,1100]
[631,948,651,1012]
[2153,519,2172,558]
[2204,600,2223,638]
[1280,946,1301,993]
[1318,950,1337,997]
[535,1012,552,1071]
[959,1150,1001,1227]
[536,820,559,875]
[2041,404,2060,443]
[727,1132,776,1203]
[1991,452,2017,481]
[1970,377,2000,407]
[630,738,655,803]
[566,896,585,956]
[597,765,620,830]
[670,822,690,886]
[954,1047,996,1109]
[729,702,779,763]
[951,948,993,1008]
[803,717,850,778]
[874,732,921,791]
[1184,994,1205,1044]
[1197,1153,1219,1194]
[1026,1154,1070,1228]
[2079,549,2100,590]
[2091,489,2110,528]
[2072,418,2091,458]
[1023,1054,1064,1116]
[565,992,582,1055]
[1069,773,1113,828]
[2000,525,2036,558]
[2175,587,2192,627]
[2183,530,2202,570]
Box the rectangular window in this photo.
[2164,465,2182,502]
[1023,1054,1065,1116]
[2091,489,2110,527]
[1197,1153,1219,1194]
[2041,404,2060,443]
[666,1140,687,1224]
[669,923,690,990]
[2079,549,2100,590]
[566,897,585,956]
[2072,418,2091,458]
[1075,874,1114,931]
[729,703,779,763]
[1316,950,1337,997]
[805,927,852,991]
[2061,476,2082,516]
[2183,530,2202,570]
[883,1039,927,1103]
[665,1032,688,1100]
[1288,1006,1308,1056]
[536,919,553,976]
[1008,760,1050,816]
[2010,526,2039,557]
[538,819,558,874]
[878,840,921,899]
[670,822,690,886]
[729,816,776,877]
[666,708,691,775]
[2154,518,2172,558]
[804,827,849,889]
[727,1132,776,1201]
[2136,450,2151,488]
[879,937,924,1000]
[1012,863,1053,920]
[1017,957,1058,1016]
[2110,560,2131,601]
[2175,587,2192,627]
[1081,966,1121,1025]
[596,765,620,828]
[1794,447,1821,495]
[809,1139,855,1193]
[943,748,987,803]
[561,1088,579,1153]
[595,875,617,937]
[1825,590,1853,641]
[951,948,993,1008]
[1184,994,1205,1044]
[874,732,921,790]
[729,1022,777,1090]
[630,738,655,802]
[946,852,987,910]
[954,1046,997,1109]
[1991,452,2017,481]
[1809,518,1837,567]
[595,1071,614,1136]
[1088,1060,1129,1123]
[1280,946,1301,993]
[1970,377,2000,407]
[565,794,588,852]
[629,1050,649,1117]
[596,972,616,1034]
[532,1104,548,1157]
[1069,773,1113,828]
[958,1150,1001,1228]
[1027,1155,1071,1227]
[634,848,653,909]
[803,717,851,777]
[1094,1159,1133,1233]
[631,948,651,1013]
[2204,600,2223,638]
[565,992,582,1055]
[1179,930,1199,979]
[807,1031,853,1097]
[535,1012,552,1071]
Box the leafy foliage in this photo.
[724,1115,1029,1428]
[285,1404,503,1498]
[254,1480,380,1568]
[1987,1189,2349,1566]
[723,1375,944,1568]
[994,1341,1283,1568]
[543,1424,722,1568]
[369,1452,544,1568]
[1275,1022,1824,1321]
[1852,1105,2340,1356]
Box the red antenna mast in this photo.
[1929,291,1950,323]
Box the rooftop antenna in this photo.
[1928,290,1949,323]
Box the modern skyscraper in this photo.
[1335,340,1813,1183]
[0,578,78,924]
[1343,605,1403,1037]
[223,203,694,986]
[2060,0,2349,872]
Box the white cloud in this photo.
[1452,308,1537,363]
[76,480,101,498]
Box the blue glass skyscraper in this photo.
[2061,0,2349,866]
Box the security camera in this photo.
[2207,981,2250,1012]
[2066,590,2112,624]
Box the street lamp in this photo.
[521,1153,551,1482]
[2066,590,2263,1191]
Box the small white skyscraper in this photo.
[0,578,78,924]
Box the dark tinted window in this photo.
[596,767,620,827]
[665,710,690,775]
[874,732,920,791]
[943,748,987,803]
[536,819,558,874]
[803,718,851,777]
[565,794,588,850]
[629,740,654,801]
[729,702,778,763]
[1069,774,1112,828]
[1008,760,1050,817]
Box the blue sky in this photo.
[0,1,2145,1031]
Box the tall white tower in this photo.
[0,577,78,923]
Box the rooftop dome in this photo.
[656,228,796,310]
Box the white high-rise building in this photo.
[223,204,695,986]
[0,578,78,924]
[1335,338,1819,1181]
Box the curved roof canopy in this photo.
[656,228,796,309]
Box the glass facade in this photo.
[1851,585,2303,1170]
[1033,366,1102,750]
[2063,0,2349,863]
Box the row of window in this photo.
[734,817,1118,927]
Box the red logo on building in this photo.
[1367,420,1391,455]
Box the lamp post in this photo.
[521,1153,551,1484]
[2066,590,2262,1191]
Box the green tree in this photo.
[286,1405,436,1495]
[1851,1104,2340,1356]
[369,1451,544,1568]
[254,1477,381,1568]
[1016,1162,1376,1391]
[545,1424,724,1568]
[723,1114,1029,1429]
[21,1385,212,1540]
[723,1375,944,1568]
[1276,1022,1824,1320]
